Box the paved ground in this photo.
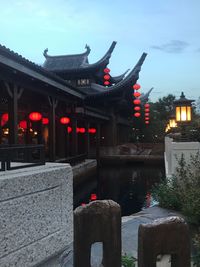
[61,206,192,267]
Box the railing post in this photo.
[74,200,121,267]
[138,216,190,267]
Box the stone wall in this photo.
[0,163,73,267]
[164,136,200,177]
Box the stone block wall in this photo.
[0,163,73,267]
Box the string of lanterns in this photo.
[103,67,111,86]
[1,112,96,134]
[144,103,150,125]
[133,83,141,118]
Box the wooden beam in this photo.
[0,54,84,99]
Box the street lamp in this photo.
[173,92,194,140]
[169,115,177,128]
[174,92,194,123]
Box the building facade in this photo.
[0,42,147,162]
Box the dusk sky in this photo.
[0,0,200,102]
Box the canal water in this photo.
[75,162,165,216]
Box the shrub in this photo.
[193,230,200,266]
[152,152,200,224]
[122,254,136,267]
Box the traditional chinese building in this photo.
[0,41,148,163]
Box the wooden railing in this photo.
[0,144,45,171]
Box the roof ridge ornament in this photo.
[85,44,91,55]
[43,48,48,58]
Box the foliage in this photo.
[193,230,200,266]
[152,152,200,224]
[121,254,136,267]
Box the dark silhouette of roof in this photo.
[43,42,117,72]
[85,52,147,99]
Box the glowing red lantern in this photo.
[145,113,150,116]
[104,81,110,86]
[145,117,150,121]
[133,84,141,90]
[134,112,141,117]
[134,106,141,111]
[60,117,70,124]
[144,103,150,108]
[67,126,72,133]
[29,112,42,121]
[145,121,149,124]
[133,92,141,98]
[77,127,85,133]
[90,193,97,201]
[145,108,150,112]
[88,128,96,134]
[19,120,27,129]
[104,68,110,73]
[133,99,141,105]
[104,74,110,80]
[1,113,9,126]
[81,203,86,206]
[42,118,49,125]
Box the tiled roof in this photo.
[43,41,117,72]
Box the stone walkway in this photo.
[61,206,192,267]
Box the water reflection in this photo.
[76,162,164,216]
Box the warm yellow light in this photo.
[169,118,177,128]
[176,107,181,121]
[187,106,191,121]
[176,105,191,122]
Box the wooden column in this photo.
[4,82,23,145]
[71,118,78,156]
[110,109,118,146]
[48,97,57,162]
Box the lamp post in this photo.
[173,92,194,140]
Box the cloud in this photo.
[150,40,189,53]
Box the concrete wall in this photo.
[0,163,73,267]
[165,136,200,177]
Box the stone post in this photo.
[74,200,121,267]
[138,216,190,267]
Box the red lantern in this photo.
[145,121,149,124]
[134,106,141,111]
[104,81,110,86]
[19,120,27,129]
[42,118,49,125]
[134,112,141,117]
[90,193,97,201]
[133,99,141,105]
[133,92,141,98]
[145,113,150,116]
[29,112,42,121]
[104,68,110,73]
[104,74,110,80]
[145,108,150,112]
[1,113,9,126]
[60,117,70,124]
[145,117,150,120]
[144,103,150,108]
[67,126,72,133]
[88,128,96,134]
[77,127,85,133]
[133,84,141,90]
